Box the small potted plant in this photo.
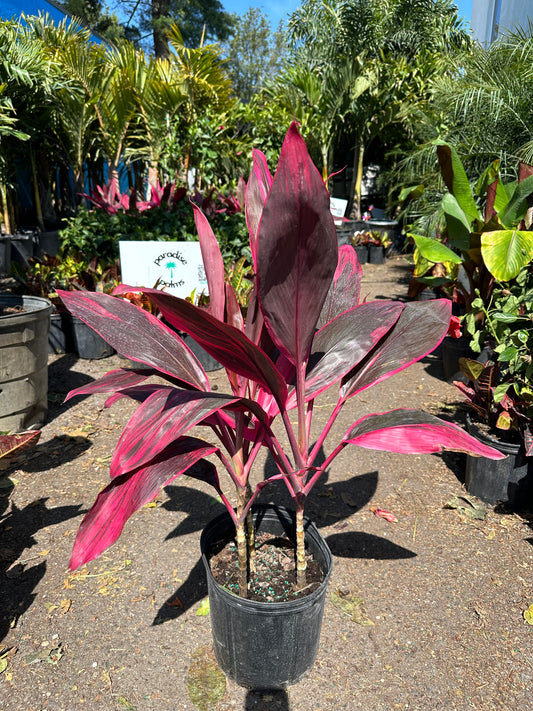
[455,265,533,506]
[58,124,502,689]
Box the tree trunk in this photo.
[152,0,171,59]
[0,181,12,235]
[349,139,365,220]
[29,147,45,231]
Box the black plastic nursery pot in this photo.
[49,310,75,354]
[71,317,114,359]
[441,335,473,382]
[367,243,385,264]
[465,414,533,508]
[200,505,333,690]
[353,244,368,265]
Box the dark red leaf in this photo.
[318,245,362,328]
[69,438,219,569]
[0,430,40,459]
[58,290,209,391]
[256,122,338,367]
[192,203,225,321]
[342,300,452,399]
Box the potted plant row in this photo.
[350,229,391,264]
[455,264,533,506]
[58,124,503,690]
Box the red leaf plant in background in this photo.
[59,123,503,596]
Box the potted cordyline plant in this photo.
[59,124,503,689]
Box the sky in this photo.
[222,0,475,31]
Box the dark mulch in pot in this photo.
[209,532,325,602]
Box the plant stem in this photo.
[295,504,307,588]
[236,486,248,598]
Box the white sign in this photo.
[330,197,348,225]
[119,241,208,299]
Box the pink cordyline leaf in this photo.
[192,203,225,321]
[136,287,288,409]
[111,388,270,479]
[344,409,506,458]
[64,368,154,403]
[317,245,363,328]
[224,282,244,332]
[342,300,451,399]
[58,290,209,391]
[0,430,40,459]
[370,507,398,523]
[69,437,219,569]
[245,149,273,264]
[301,302,404,404]
[104,384,168,409]
[256,122,338,367]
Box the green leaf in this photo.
[411,234,462,264]
[498,346,518,362]
[330,590,374,626]
[492,313,518,323]
[434,141,480,224]
[523,603,533,624]
[481,230,533,281]
[498,174,533,228]
[196,598,210,616]
[493,383,510,402]
[458,357,485,381]
[399,184,424,202]
[442,193,471,250]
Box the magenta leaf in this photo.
[318,245,363,328]
[342,300,452,399]
[256,122,338,366]
[58,290,209,391]
[138,288,287,408]
[111,388,270,479]
[344,409,506,458]
[64,368,153,402]
[192,203,225,322]
[70,437,219,569]
[301,302,403,403]
[245,148,272,263]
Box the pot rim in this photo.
[466,412,522,456]
[201,504,333,613]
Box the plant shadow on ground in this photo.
[245,689,290,710]
[153,447,415,623]
[0,495,83,643]
[47,353,95,423]
[0,435,92,476]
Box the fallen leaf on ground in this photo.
[341,492,359,508]
[60,598,72,614]
[524,604,533,625]
[196,598,210,616]
[187,646,226,711]
[444,495,486,520]
[331,590,375,626]
[166,595,184,608]
[117,697,137,710]
[44,602,58,615]
[370,506,398,523]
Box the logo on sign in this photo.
[154,250,187,288]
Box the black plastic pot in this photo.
[49,310,75,354]
[71,317,114,359]
[182,333,222,371]
[367,244,385,264]
[353,244,368,265]
[465,414,533,507]
[441,335,473,382]
[200,505,333,689]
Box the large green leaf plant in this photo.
[407,142,533,310]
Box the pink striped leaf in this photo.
[64,368,153,402]
[137,288,288,409]
[58,290,209,391]
[111,388,270,479]
[192,203,225,322]
[300,302,404,404]
[343,409,506,458]
[69,437,220,569]
[245,148,272,265]
[317,245,363,328]
[256,122,338,367]
[341,299,451,399]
